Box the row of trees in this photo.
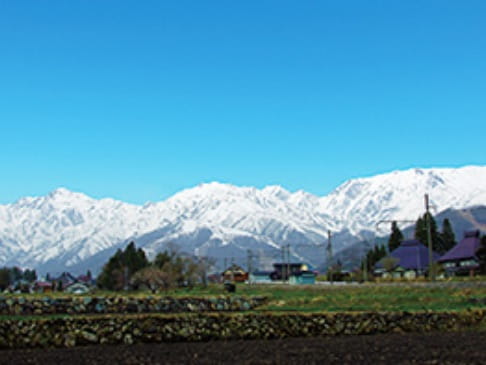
[97,242,213,292]
[362,215,457,273]
[387,215,456,254]
[414,214,456,254]
[0,267,37,291]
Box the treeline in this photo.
[0,267,37,291]
[363,215,457,271]
[97,242,213,292]
[363,214,486,273]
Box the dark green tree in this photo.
[23,269,37,282]
[388,221,404,252]
[363,244,387,272]
[0,268,10,290]
[440,218,456,254]
[97,242,149,290]
[477,235,486,274]
[153,250,173,269]
[9,267,22,283]
[414,212,443,253]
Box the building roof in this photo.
[379,239,440,271]
[34,281,52,287]
[438,230,481,263]
[251,271,273,276]
[289,270,316,277]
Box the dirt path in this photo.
[2,331,485,364]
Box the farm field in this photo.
[3,282,486,314]
[2,331,486,364]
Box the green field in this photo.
[3,283,486,313]
[187,283,486,312]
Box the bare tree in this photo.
[131,267,174,293]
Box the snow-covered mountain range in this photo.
[0,165,485,274]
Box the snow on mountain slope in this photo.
[0,165,485,273]
[318,165,486,234]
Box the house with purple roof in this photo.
[438,230,482,275]
[375,239,440,279]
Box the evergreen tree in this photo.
[97,242,149,290]
[477,235,486,274]
[414,216,426,244]
[388,221,404,252]
[0,268,10,290]
[363,244,387,271]
[414,212,443,253]
[440,218,456,254]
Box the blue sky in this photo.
[1,1,485,204]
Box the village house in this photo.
[270,262,316,284]
[222,264,248,283]
[438,230,482,276]
[249,270,273,284]
[375,239,440,279]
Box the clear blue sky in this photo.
[1,1,485,204]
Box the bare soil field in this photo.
[2,331,486,365]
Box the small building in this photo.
[65,282,91,294]
[51,272,77,290]
[375,239,440,278]
[289,270,316,285]
[207,273,223,284]
[249,271,273,284]
[33,281,53,293]
[438,230,482,276]
[222,264,248,283]
[271,263,309,281]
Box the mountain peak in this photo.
[49,187,73,197]
[0,165,485,274]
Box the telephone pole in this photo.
[287,244,291,284]
[425,194,435,280]
[281,245,286,282]
[247,250,253,285]
[326,230,333,282]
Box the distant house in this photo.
[222,264,248,283]
[249,271,273,284]
[375,239,440,279]
[50,272,77,290]
[438,230,482,276]
[271,263,309,281]
[207,273,223,284]
[65,282,91,294]
[289,270,316,285]
[76,273,95,286]
[33,281,53,293]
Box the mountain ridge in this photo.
[1,165,485,274]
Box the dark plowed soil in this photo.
[2,331,486,365]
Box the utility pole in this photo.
[281,245,286,282]
[363,250,368,282]
[287,244,291,284]
[326,230,333,283]
[425,194,435,280]
[247,250,253,285]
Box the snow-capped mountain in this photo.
[318,166,486,234]
[0,165,485,274]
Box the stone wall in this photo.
[0,310,484,349]
[0,296,266,315]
